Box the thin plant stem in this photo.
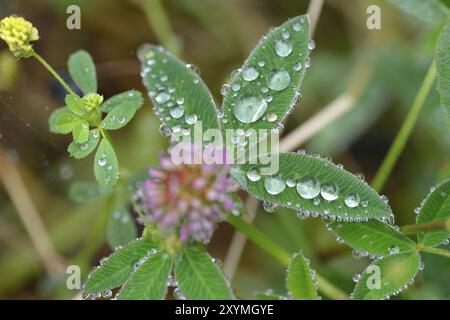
[74,194,116,271]
[31,51,76,96]
[133,0,181,56]
[371,61,436,192]
[400,218,449,235]
[420,247,450,259]
[226,214,349,300]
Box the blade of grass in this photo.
[371,61,436,192]
[226,213,349,300]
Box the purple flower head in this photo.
[137,144,237,244]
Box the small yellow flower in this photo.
[82,93,104,112]
[0,15,39,58]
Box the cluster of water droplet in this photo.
[82,238,160,300]
[97,150,118,184]
[246,159,371,220]
[221,17,314,144]
[349,256,423,300]
[139,48,201,138]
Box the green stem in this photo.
[31,51,76,96]
[420,247,450,259]
[74,194,115,270]
[226,214,349,300]
[371,61,436,192]
[400,218,449,235]
[134,0,181,56]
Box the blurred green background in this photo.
[0,0,449,299]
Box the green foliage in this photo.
[68,50,97,94]
[416,179,450,247]
[388,0,450,23]
[106,204,137,249]
[67,129,100,159]
[46,50,144,187]
[286,252,318,300]
[138,44,220,135]
[101,101,137,130]
[231,153,392,220]
[51,109,81,134]
[222,15,310,135]
[83,238,157,294]
[101,90,143,113]
[117,250,173,300]
[94,139,119,188]
[68,180,111,203]
[174,246,234,299]
[72,120,89,144]
[351,252,421,300]
[326,220,416,257]
[436,24,450,124]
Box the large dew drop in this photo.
[297,177,321,199]
[320,183,339,201]
[185,114,198,125]
[155,91,171,104]
[344,192,360,208]
[268,70,291,91]
[170,106,184,119]
[264,177,286,195]
[275,40,292,57]
[247,169,261,182]
[233,96,268,124]
[242,66,259,81]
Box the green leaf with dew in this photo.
[175,246,234,300]
[94,138,119,187]
[117,250,173,300]
[416,179,450,247]
[230,152,392,220]
[326,219,416,257]
[83,238,157,294]
[286,251,318,300]
[351,252,421,300]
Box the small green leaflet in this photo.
[117,250,173,300]
[106,204,137,249]
[101,90,143,113]
[51,110,81,134]
[326,219,416,257]
[83,238,157,294]
[231,153,392,220]
[101,101,136,130]
[94,139,119,187]
[65,94,84,116]
[68,129,100,159]
[436,24,450,125]
[72,120,89,144]
[416,179,450,247]
[68,50,97,94]
[286,252,318,300]
[49,107,70,133]
[221,15,310,134]
[175,246,234,300]
[138,44,220,136]
[351,252,421,300]
[388,0,450,24]
[68,180,111,203]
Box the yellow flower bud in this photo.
[0,15,39,58]
[82,93,104,112]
